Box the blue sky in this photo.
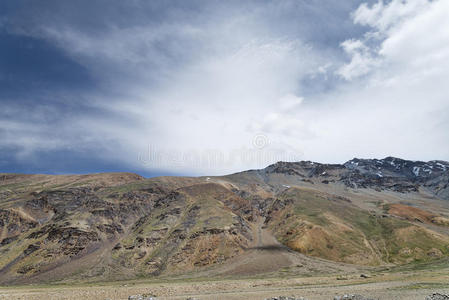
[1,0,449,177]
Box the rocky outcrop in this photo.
[0,175,255,283]
[128,295,158,300]
[334,295,375,300]
[264,157,449,199]
[264,297,307,300]
[426,293,449,300]
[343,157,449,196]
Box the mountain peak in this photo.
[263,157,448,196]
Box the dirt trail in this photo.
[197,217,363,277]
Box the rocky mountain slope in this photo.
[1,157,449,284]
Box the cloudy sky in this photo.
[1,0,449,176]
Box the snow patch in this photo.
[413,167,420,176]
[388,158,396,166]
[436,163,447,171]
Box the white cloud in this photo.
[338,38,380,80]
[339,0,449,82]
[279,94,303,111]
[3,1,449,175]
[353,0,430,32]
[322,0,449,162]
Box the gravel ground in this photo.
[0,271,448,300]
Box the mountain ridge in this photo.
[1,157,449,284]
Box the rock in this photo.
[264,297,306,300]
[128,295,158,300]
[425,293,449,300]
[334,295,375,300]
[427,248,443,258]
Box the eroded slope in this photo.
[1,157,449,284]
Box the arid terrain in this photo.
[0,268,448,299]
[1,157,449,299]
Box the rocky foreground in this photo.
[126,293,449,300]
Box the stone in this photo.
[128,295,158,300]
[425,293,449,300]
[334,295,375,300]
[264,297,306,300]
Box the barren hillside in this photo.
[1,157,449,284]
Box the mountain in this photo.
[1,157,449,284]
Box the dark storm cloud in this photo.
[0,32,93,99]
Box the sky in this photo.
[1,0,449,177]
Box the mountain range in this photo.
[1,157,449,284]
